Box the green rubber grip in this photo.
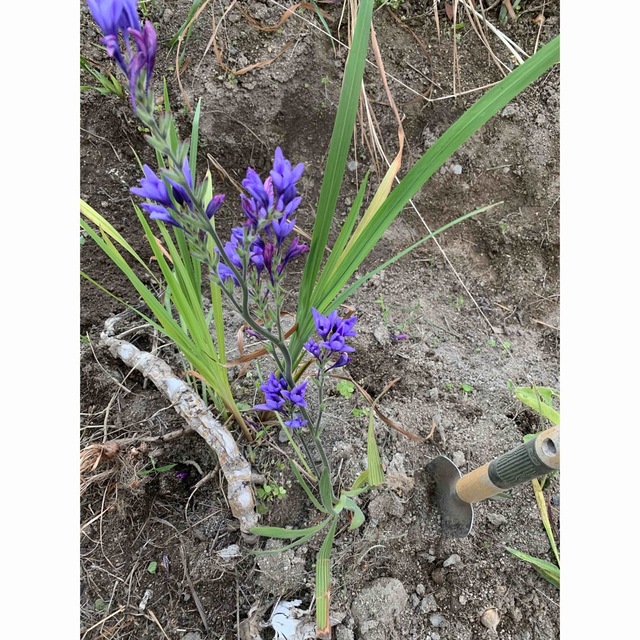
[487,426,560,489]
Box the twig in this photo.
[100,313,258,533]
[180,545,210,633]
[146,609,172,640]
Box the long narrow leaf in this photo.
[532,477,560,566]
[315,517,338,639]
[296,0,374,327]
[505,547,560,588]
[366,410,384,487]
[290,460,327,514]
[290,36,559,359]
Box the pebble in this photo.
[487,512,507,526]
[551,494,560,506]
[451,164,463,175]
[429,387,439,400]
[420,594,438,614]
[429,613,447,628]
[451,451,465,468]
[431,568,445,585]
[182,633,203,640]
[348,160,358,171]
[480,607,500,632]
[443,554,461,568]
[416,583,426,596]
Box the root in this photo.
[100,315,258,534]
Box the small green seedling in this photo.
[352,407,371,418]
[147,561,158,574]
[460,383,474,395]
[138,461,178,477]
[336,380,355,399]
[257,482,287,502]
[487,337,497,348]
[449,294,464,311]
[80,55,125,99]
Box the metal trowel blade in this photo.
[426,455,474,538]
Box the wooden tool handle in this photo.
[456,425,560,504]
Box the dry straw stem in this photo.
[100,315,258,534]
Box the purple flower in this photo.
[303,339,322,359]
[281,380,308,408]
[325,353,350,371]
[278,237,309,274]
[129,20,157,91]
[284,415,308,429]
[320,332,355,353]
[271,214,296,244]
[86,0,141,43]
[242,168,272,211]
[205,194,225,219]
[131,159,202,227]
[270,147,304,207]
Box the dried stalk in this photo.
[100,315,258,534]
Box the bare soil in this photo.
[80,2,560,639]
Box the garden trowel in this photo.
[427,425,560,538]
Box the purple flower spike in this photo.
[139,202,180,227]
[282,380,308,408]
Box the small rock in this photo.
[411,593,421,608]
[451,164,463,175]
[416,583,426,596]
[351,578,408,637]
[368,492,405,520]
[431,568,445,585]
[385,470,415,495]
[551,494,560,506]
[429,387,439,400]
[487,512,507,527]
[509,606,523,623]
[373,323,391,346]
[451,451,465,468]
[182,633,203,640]
[420,594,438,614]
[428,634,441,640]
[347,160,358,171]
[335,626,354,640]
[429,613,447,628]
[480,607,501,633]
[162,8,174,22]
[459,594,467,605]
[443,554,461,568]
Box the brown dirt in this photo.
[80,1,560,639]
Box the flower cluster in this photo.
[130,157,225,228]
[86,0,157,111]
[218,148,308,287]
[254,373,309,429]
[304,308,357,372]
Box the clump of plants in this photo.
[81,0,559,634]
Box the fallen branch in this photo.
[100,316,258,534]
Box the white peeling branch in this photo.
[100,316,258,534]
